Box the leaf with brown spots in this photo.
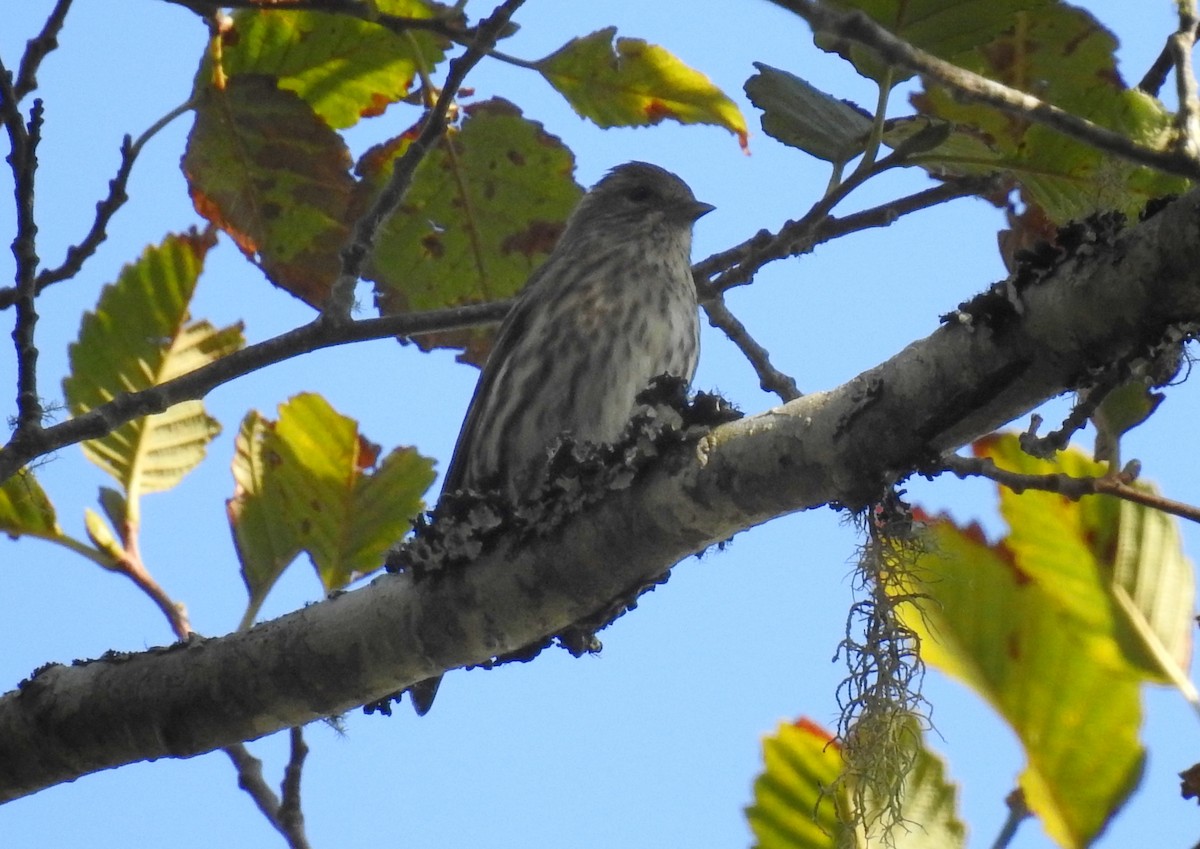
[361,98,581,365]
[183,76,357,306]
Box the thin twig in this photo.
[1139,21,1200,96]
[0,299,511,484]
[324,0,526,318]
[768,0,1200,180]
[226,742,313,849]
[696,175,993,296]
[1016,376,1120,460]
[990,789,1030,849]
[1,58,46,436]
[0,99,195,310]
[703,296,801,401]
[278,728,309,842]
[13,0,74,100]
[939,454,1200,525]
[1171,1,1200,157]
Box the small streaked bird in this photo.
[410,161,713,715]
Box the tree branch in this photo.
[703,295,801,402]
[769,0,1200,180]
[1171,1,1200,157]
[13,0,73,101]
[940,455,1200,525]
[695,176,993,296]
[227,740,313,849]
[0,299,511,483]
[1,58,45,436]
[4,184,1200,801]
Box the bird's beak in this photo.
[688,201,716,222]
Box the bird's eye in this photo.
[626,185,655,204]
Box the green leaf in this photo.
[363,98,582,364]
[910,2,1183,220]
[184,75,357,306]
[902,517,1144,849]
[228,394,436,620]
[747,719,844,849]
[63,230,244,513]
[537,27,748,150]
[97,486,128,534]
[83,507,125,569]
[228,410,303,619]
[209,0,450,130]
[745,717,965,849]
[812,2,1189,221]
[813,0,1037,85]
[902,433,1197,847]
[978,434,1195,685]
[0,468,61,539]
[1090,380,1167,465]
[744,63,873,165]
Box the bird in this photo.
[409,161,713,715]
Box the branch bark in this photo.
[2,186,1199,802]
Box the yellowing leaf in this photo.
[746,717,965,849]
[901,518,1145,848]
[228,394,436,623]
[363,98,582,364]
[210,0,450,129]
[63,230,244,514]
[538,27,748,151]
[904,433,1195,847]
[184,76,357,306]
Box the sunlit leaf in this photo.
[228,394,436,621]
[363,98,581,364]
[903,434,1195,847]
[538,27,748,151]
[210,0,451,129]
[978,434,1195,683]
[746,717,965,849]
[184,76,357,306]
[63,230,244,513]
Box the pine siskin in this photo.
[441,160,714,501]
[409,162,713,715]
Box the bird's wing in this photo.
[437,264,549,498]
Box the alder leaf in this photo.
[63,230,244,514]
[744,63,873,166]
[537,27,748,151]
[228,393,436,621]
[746,717,965,849]
[0,469,61,540]
[184,76,357,306]
[363,98,582,364]
[209,0,451,129]
[902,434,1195,847]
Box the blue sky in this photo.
[2,1,1198,847]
